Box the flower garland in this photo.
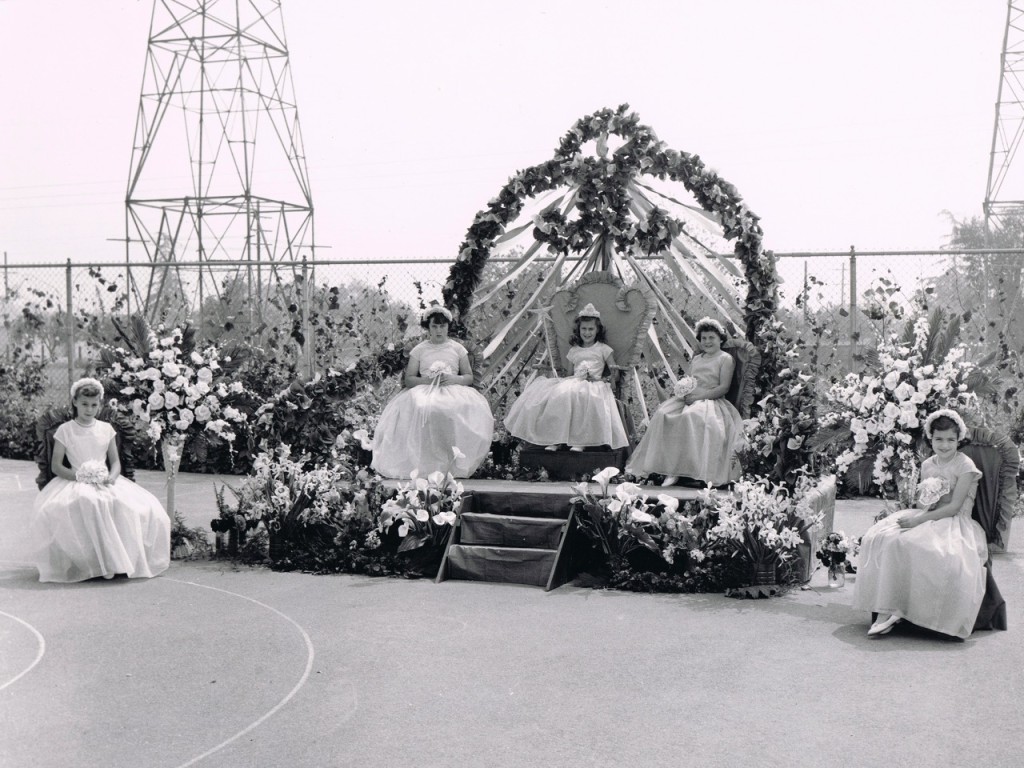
[442,104,778,352]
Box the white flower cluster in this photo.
[916,476,950,508]
[75,459,109,485]
[707,478,821,558]
[426,360,454,378]
[673,376,697,399]
[379,466,464,539]
[825,317,978,489]
[244,446,349,528]
[573,361,600,381]
[106,328,248,444]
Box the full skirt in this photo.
[626,397,741,485]
[852,511,988,639]
[372,384,494,479]
[31,477,171,583]
[504,377,628,449]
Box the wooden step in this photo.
[460,513,566,549]
[463,490,575,520]
[519,445,629,481]
[445,545,557,587]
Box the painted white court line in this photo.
[0,610,46,692]
[164,577,316,768]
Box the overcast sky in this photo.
[0,0,1010,281]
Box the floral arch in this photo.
[442,104,781,415]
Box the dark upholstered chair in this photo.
[722,337,762,419]
[960,425,1014,631]
[651,335,762,419]
[34,406,139,491]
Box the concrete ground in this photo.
[0,458,1021,768]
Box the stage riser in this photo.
[446,545,556,587]
[464,491,574,520]
[460,513,565,549]
[519,446,629,482]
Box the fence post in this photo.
[848,245,858,368]
[302,255,313,379]
[66,259,74,401]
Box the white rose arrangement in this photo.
[75,460,109,485]
[916,476,950,509]
[102,324,249,446]
[673,376,697,399]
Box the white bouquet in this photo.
[426,361,454,378]
[574,362,597,380]
[76,460,109,485]
[916,476,950,508]
[673,376,697,399]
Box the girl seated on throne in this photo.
[626,316,742,487]
[371,305,493,479]
[504,303,628,452]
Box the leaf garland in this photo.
[442,104,779,390]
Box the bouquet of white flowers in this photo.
[76,460,109,485]
[916,476,950,508]
[573,362,599,381]
[673,376,697,399]
[426,361,454,378]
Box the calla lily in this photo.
[592,466,620,493]
[452,446,466,460]
[427,471,446,487]
[656,494,679,513]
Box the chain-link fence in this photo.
[2,248,1019,405]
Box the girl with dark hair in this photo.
[371,306,493,478]
[504,303,627,452]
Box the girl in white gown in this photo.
[504,303,628,451]
[31,378,170,583]
[626,317,742,486]
[371,306,494,479]
[853,409,988,639]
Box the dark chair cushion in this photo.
[722,338,762,419]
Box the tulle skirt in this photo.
[853,510,988,638]
[31,477,171,583]
[372,384,494,479]
[626,397,742,485]
[504,377,628,449]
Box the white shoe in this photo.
[569,445,585,452]
[867,614,901,636]
[661,476,679,487]
[544,444,559,451]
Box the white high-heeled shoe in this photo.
[867,614,901,636]
[661,475,679,487]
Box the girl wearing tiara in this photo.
[854,408,988,639]
[626,316,741,486]
[371,305,494,478]
[30,378,170,583]
[504,303,628,452]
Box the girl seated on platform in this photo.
[853,409,988,639]
[371,305,494,479]
[504,303,628,452]
[626,316,741,487]
[31,377,171,583]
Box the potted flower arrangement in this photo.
[569,467,698,578]
[378,452,466,576]
[701,474,823,597]
[815,531,859,588]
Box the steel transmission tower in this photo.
[985,0,1024,230]
[124,0,314,328]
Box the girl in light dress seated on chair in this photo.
[371,305,494,479]
[854,409,988,639]
[30,378,171,583]
[504,303,628,452]
[626,316,742,487]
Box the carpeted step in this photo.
[446,544,557,587]
[519,446,628,481]
[460,513,565,549]
[465,490,575,520]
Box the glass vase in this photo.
[827,561,846,588]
